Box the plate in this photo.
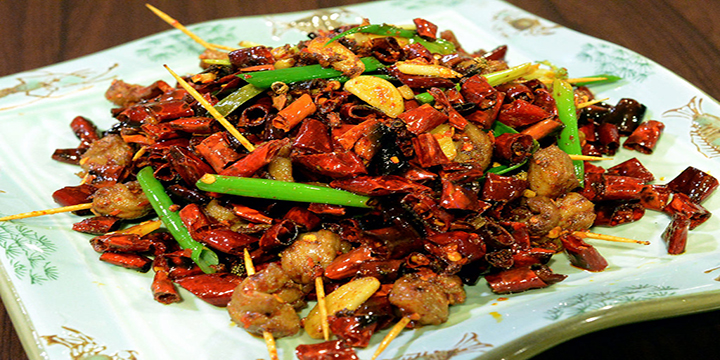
[1,0,720,359]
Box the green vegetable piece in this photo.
[214,84,264,117]
[326,24,454,55]
[325,24,416,45]
[326,74,395,84]
[136,166,219,274]
[491,120,519,137]
[413,63,532,104]
[240,57,384,89]
[552,79,585,186]
[414,92,435,104]
[484,63,532,87]
[409,35,455,55]
[201,59,232,66]
[196,174,372,208]
[486,158,529,176]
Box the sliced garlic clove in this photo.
[303,276,381,339]
[395,61,462,78]
[344,75,405,118]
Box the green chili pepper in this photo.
[239,57,384,89]
[136,166,219,274]
[214,84,264,117]
[196,174,372,208]
[552,79,585,186]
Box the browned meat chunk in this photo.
[557,192,596,231]
[388,273,466,326]
[522,196,561,237]
[80,134,134,182]
[91,181,151,219]
[527,145,579,198]
[454,122,493,171]
[281,230,342,284]
[104,79,167,107]
[227,263,306,338]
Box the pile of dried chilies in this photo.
[21,15,719,359]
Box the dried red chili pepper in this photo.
[493,133,534,164]
[484,265,566,294]
[295,340,359,360]
[606,157,655,183]
[412,133,450,167]
[195,132,242,172]
[481,173,528,202]
[99,252,152,272]
[173,273,242,307]
[398,103,449,135]
[560,233,608,272]
[623,120,665,154]
[662,214,691,255]
[639,184,672,211]
[72,216,121,235]
[91,233,153,253]
[665,166,719,204]
[663,192,711,230]
[151,268,182,304]
[593,202,645,227]
[497,99,551,128]
[293,118,333,153]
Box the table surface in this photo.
[1,1,719,359]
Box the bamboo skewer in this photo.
[566,76,608,84]
[243,248,279,360]
[145,4,219,51]
[207,42,237,51]
[0,203,92,221]
[577,97,610,109]
[315,276,330,341]
[108,219,162,236]
[568,154,614,161]
[575,231,650,245]
[163,65,256,152]
[371,316,412,360]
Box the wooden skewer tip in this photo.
[568,154,614,161]
[575,231,650,245]
[315,277,330,341]
[371,316,411,360]
[0,203,93,222]
[145,4,217,51]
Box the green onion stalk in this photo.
[136,166,219,274]
[214,84,264,117]
[552,79,585,186]
[325,23,455,55]
[196,174,372,209]
[414,62,533,104]
[240,57,384,89]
